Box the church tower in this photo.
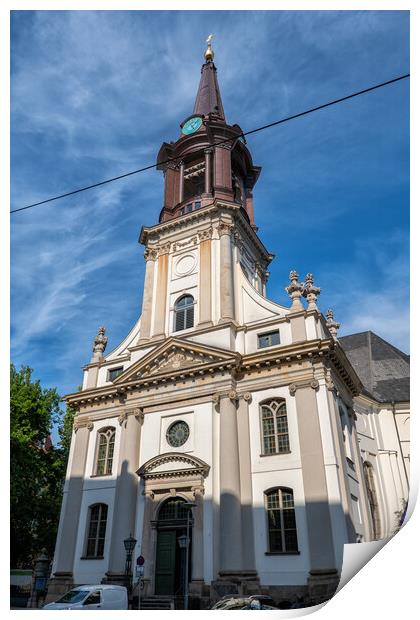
[47,38,391,609]
[135,36,269,346]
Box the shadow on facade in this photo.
[46,467,388,609]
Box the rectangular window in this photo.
[194,201,201,210]
[108,367,123,381]
[266,488,298,553]
[258,330,280,349]
[86,504,108,558]
[186,203,193,213]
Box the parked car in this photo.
[43,585,128,610]
[212,595,278,610]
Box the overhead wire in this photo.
[10,73,409,215]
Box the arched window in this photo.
[158,497,192,523]
[85,503,108,558]
[265,488,298,553]
[95,427,115,476]
[363,461,381,539]
[260,399,290,455]
[174,295,194,332]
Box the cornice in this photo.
[139,201,272,264]
[83,353,131,371]
[67,337,361,409]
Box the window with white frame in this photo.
[174,294,194,331]
[257,330,280,348]
[95,427,115,476]
[107,366,124,381]
[260,399,290,455]
[85,503,108,558]
[265,488,298,553]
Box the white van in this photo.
[43,585,128,610]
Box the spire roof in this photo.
[193,60,226,121]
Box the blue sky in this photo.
[11,10,409,416]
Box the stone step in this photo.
[138,597,175,610]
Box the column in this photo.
[140,490,156,595]
[293,384,338,585]
[152,246,170,339]
[198,229,213,328]
[179,161,185,204]
[53,422,92,576]
[106,410,143,580]
[138,249,156,343]
[348,410,374,541]
[191,486,205,591]
[218,223,235,324]
[219,393,243,573]
[326,388,357,543]
[204,148,212,196]
[213,145,233,200]
[237,395,257,574]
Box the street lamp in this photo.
[123,534,137,601]
[177,502,196,610]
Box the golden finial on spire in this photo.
[204,34,214,62]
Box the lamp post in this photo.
[177,502,196,610]
[123,534,137,604]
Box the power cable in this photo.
[10,73,409,215]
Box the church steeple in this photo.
[193,36,225,121]
[156,36,261,227]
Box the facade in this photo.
[47,40,410,608]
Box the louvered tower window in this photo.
[174,295,194,332]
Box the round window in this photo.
[166,420,190,448]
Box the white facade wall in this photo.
[72,416,121,584]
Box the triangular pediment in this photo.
[113,337,239,385]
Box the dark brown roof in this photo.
[193,61,225,120]
[339,331,410,403]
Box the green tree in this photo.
[10,364,69,567]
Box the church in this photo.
[47,38,410,609]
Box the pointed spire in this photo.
[193,35,225,121]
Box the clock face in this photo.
[166,420,190,448]
[182,116,203,135]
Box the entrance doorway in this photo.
[154,497,193,596]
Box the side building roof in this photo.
[339,331,410,403]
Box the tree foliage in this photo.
[10,364,74,568]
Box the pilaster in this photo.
[237,393,257,575]
[198,228,213,327]
[218,223,235,324]
[104,408,143,581]
[291,381,339,599]
[190,486,205,592]
[49,421,93,584]
[138,249,157,343]
[152,244,170,339]
[218,392,242,573]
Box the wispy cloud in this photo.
[11,10,409,399]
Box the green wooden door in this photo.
[155,530,177,595]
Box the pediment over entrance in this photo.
[113,336,239,384]
[137,452,210,481]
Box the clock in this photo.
[166,420,190,448]
[181,116,203,135]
